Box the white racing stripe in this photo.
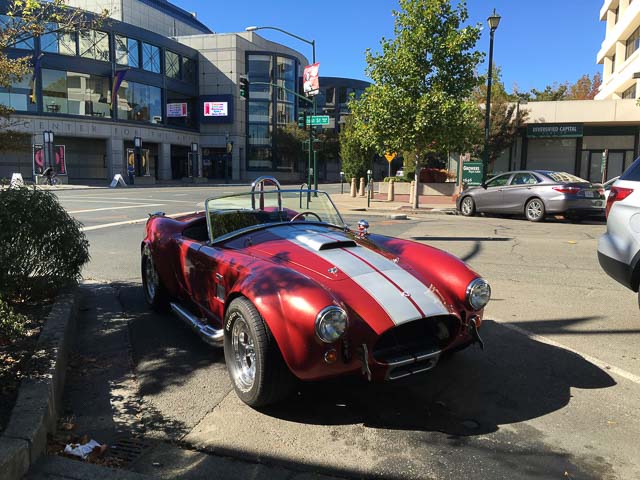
[273,226,448,325]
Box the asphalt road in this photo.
[48,185,640,480]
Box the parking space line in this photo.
[496,319,640,385]
[62,195,196,204]
[69,204,165,214]
[81,211,195,232]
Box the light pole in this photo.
[134,136,142,177]
[191,142,199,178]
[482,9,501,184]
[43,130,54,172]
[245,25,318,189]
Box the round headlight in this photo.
[466,278,491,311]
[315,306,348,343]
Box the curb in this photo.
[0,289,79,480]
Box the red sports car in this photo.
[141,177,491,407]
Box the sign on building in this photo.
[167,103,188,117]
[527,124,583,138]
[462,161,484,186]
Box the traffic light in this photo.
[297,111,307,130]
[239,77,249,99]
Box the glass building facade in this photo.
[247,52,300,172]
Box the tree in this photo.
[568,73,602,100]
[348,0,484,194]
[339,116,375,182]
[0,1,106,150]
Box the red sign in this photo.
[303,63,320,97]
[33,144,66,175]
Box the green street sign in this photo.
[462,162,484,186]
[527,123,583,138]
[307,115,330,126]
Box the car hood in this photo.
[240,224,451,333]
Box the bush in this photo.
[0,297,27,342]
[0,185,90,301]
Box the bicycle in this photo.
[42,167,60,186]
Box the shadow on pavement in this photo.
[262,321,615,437]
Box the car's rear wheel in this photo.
[525,198,545,222]
[460,196,476,217]
[224,297,295,407]
[141,244,169,312]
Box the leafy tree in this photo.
[348,0,484,181]
[339,116,375,181]
[0,0,106,150]
[568,72,602,100]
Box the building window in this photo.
[622,83,636,99]
[41,23,76,55]
[117,80,162,123]
[0,15,34,50]
[115,35,139,68]
[626,25,640,60]
[166,91,197,129]
[166,51,180,79]
[0,76,37,112]
[79,30,109,61]
[142,43,161,73]
[41,69,111,117]
[182,57,196,83]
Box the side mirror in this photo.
[481,183,488,189]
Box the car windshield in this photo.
[544,172,588,183]
[205,189,345,242]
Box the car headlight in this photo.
[466,278,491,311]
[315,306,348,343]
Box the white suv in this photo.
[597,159,640,305]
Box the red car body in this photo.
[141,179,489,406]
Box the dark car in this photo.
[456,170,605,222]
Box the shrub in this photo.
[0,185,90,301]
[0,297,27,342]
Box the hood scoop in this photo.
[294,232,357,251]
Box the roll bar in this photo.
[251,176,282,211]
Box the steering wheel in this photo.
[290,211,322,222]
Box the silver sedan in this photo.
[456,170,605,222]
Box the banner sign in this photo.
[527,124,583,138]
[204,101,228,117]
[461,161,484,186]
[33,144,66,175]
[127,148,150,176]
[167,102,188,117]
[303,63,320,97]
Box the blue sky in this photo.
[174,0,604,93]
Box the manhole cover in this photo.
[107,435,155,466]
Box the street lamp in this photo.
[366,169,373,208]
[482,8,501,184]
[191,142,199,178]
[245,25,318,190]
[43,130,54,172]
[134,136,142,177]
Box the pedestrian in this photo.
[127,162,135,185]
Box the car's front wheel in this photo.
[525,198,545,222]
[141,244,169,312]
[460,196,476,217]
[224,297,295,407]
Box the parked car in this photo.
[602,176,620,201]
[456,170,605,222]
[597,161,640,305]
[141,177,491,407]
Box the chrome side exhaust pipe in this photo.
[170,303,224,347]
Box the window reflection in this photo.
[79,30,109,61]
[41,23,76,55]
[41,69,111,117]
[166,91,197,129]
[0,15,34,50]
[115,35,139,68]
[117,80,161,123]
[166,51,180,79]
[0,76,36,112]
[142,43,161,73]
[182,57,196,83]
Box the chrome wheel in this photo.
[230,313,256,392]
[526,199,545,222]
[461,197,475,216]
[143,250,158,301]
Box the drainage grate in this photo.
[107,435,155,466]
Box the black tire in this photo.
[460,196,476,217]
[141,244,170,312]
[224,297,295,407]
[525,198,545,222]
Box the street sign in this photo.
[307,115,330,126]
[384,152,397,163]
[462,162,484,186]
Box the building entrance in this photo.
[203,147,231,181]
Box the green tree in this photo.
[339,116,375,182]
[348,0,484,183]
[0,0,106,150]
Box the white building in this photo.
[596,0,640,99]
